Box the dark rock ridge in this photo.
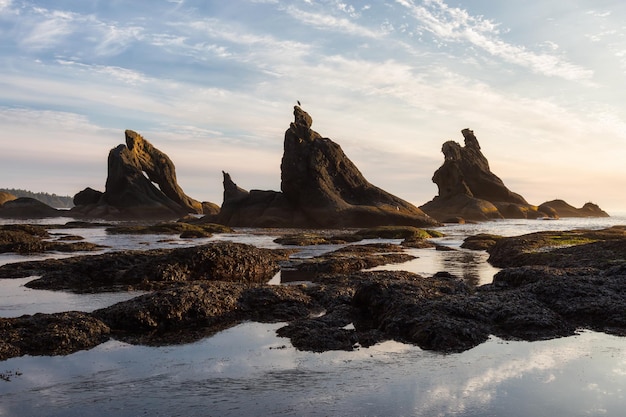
[70,130,211,219]
[420,129,608,221]
[213,106,438,228]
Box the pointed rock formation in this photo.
[420,129,608,221]
[214,107,438,228]
[71,130,208,219]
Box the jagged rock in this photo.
[420,129,540,221]
[420,129,608,221]
[71,130,211,220]
[0,197,60,218]
[214,107,438,228]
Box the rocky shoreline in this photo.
[1,223,626,360]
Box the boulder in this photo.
[420,129,607,221]
[71,130,210,219]
[214,107,438,228]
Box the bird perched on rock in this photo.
[297,100,301,106]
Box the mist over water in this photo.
[1,215,625,416]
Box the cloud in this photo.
[414,339,590,416]
[19,9,79,49]
[93,24,144,56]
[0,0,14,13]
[284,5,383,38]
[396,0,594,81]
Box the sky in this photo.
[1,0,625,212]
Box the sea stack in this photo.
[420,129,608,222]
[71,130,209,219]
[214,106,439,228]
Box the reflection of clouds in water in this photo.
[2,325,626,416]
[413,338,590,416]
[613,357,626,376]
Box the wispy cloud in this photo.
[397,0,594,81]
[20,8,79,48]
[56,60,149,85]
[284,5,383,38]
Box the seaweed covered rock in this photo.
[93,282,315,345]
[0,311,110,360]
[0,242,290,292]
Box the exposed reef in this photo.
[0,224,106,254]
[2,225,626,360]
[420,129,608,222]
[0,241,292,293]
[212,106,438,228]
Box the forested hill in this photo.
[0,188,74,208]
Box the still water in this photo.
[1,215,625,416]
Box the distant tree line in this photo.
[0,188,74,208]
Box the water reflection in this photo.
[0,277,144,317]
[367,246,500,286]
[2,216,626,416]
[1,323,625,417]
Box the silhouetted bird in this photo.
[297,100,301,106]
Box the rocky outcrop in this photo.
[2,226,626,359]
[93,282,315,345]
[0,242,291,293]
[214,107,438,228]
[0,191,17,205]
[71,130,210,220]
[0,312,110,360]
[0,197,61,218]
[486,226,626,269]
[538,200,609,218]
[420,129,608,221]
[73,187,103,206]
[0,224,105,254]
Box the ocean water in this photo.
[1,215,625,417]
